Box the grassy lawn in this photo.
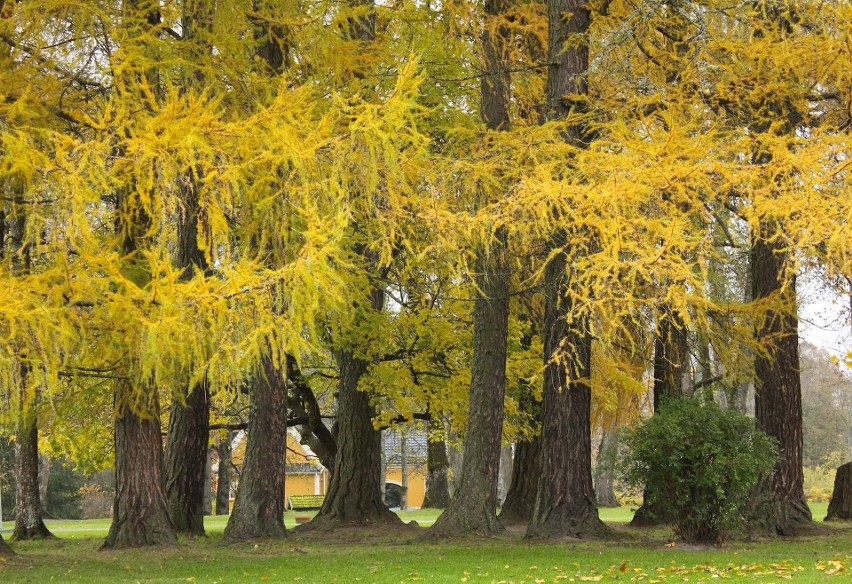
[1,503,848,583]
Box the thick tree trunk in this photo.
[422,425,450,509]
[103,386,177,549]
[527,260,606,537]
[308,291,401,527]
[164,93,212,534]
[751,227,811,534]
[426,0,512,540]
[13,420,53,540]
[825,462,852,521]
[631,311,688,526]
[164,379,210,536]
[428,235,510,537]
[594,423,620,509]
[215,433,234,515]
[499,384,541,525]
[527,0,606,539]
[223,354,288,541]
[499,436,541,525]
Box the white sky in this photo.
[799,270,851,366]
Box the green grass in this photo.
[1,503,847,583]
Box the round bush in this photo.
[621,397,777,544]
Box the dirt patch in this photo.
[290,518,421,545]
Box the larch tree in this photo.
[706,0,851,535]
[102,0,179,548]
[526,0,607,538]
[0,0,68,543]
[163,0,216,538]
[306,0,433,530]
[223,6,292,543]
[743,0,846,535]
[427,0,515,538]
[7,202,53,541]
[304,0,400,527]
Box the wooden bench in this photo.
[288,494,325,510]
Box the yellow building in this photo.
[228,429,428,509]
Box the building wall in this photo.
[386,467,426,509]
[284,472,328,500]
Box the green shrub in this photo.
[621,398,777,545]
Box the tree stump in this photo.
[825,462,852,522]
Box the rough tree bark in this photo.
[162,0,214,538]
[103,385,177,549]
[825,462,852,522]
[12,420,53,539]
[0,536,11,557]
[215,432,235,515]
[751,224,812,534]
[499,387,542,525]
[7,206,52,541]
[102,0,178,551]
[499,436,541,525]
[426,0,512,539]
[164,379,210,536]
[422,421,450,509]
[307,287,401,528]
[631,310,688,526]
[427,238,510,537]
[526,0,607,539]
[0,533,12,558]
[223,354,288,541]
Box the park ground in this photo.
[1,504,850,583]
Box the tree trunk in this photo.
[164,379,210,537]
[7,184,50,541]
[426,0,512,540]
[308,293,401,527]
[751,226,812,534]
[223,354,288,541]
[422,425,450,509]
[631,310,688,526]
[203,447,213,516]
[163,73,212,532]
[825,462,852,522]
[215,433,234,515]
[499,435,541,525]
[497,445,513,506]
[594,423,620,508]
[103,385,177,549]
[0,533,12,558]
[38,455,50,518]
[527,0,606,539]
[428,235,510,537]
[13,420,53,539]
[527,271,605,537]
[309,349,399,525]
[287,355,336,474]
